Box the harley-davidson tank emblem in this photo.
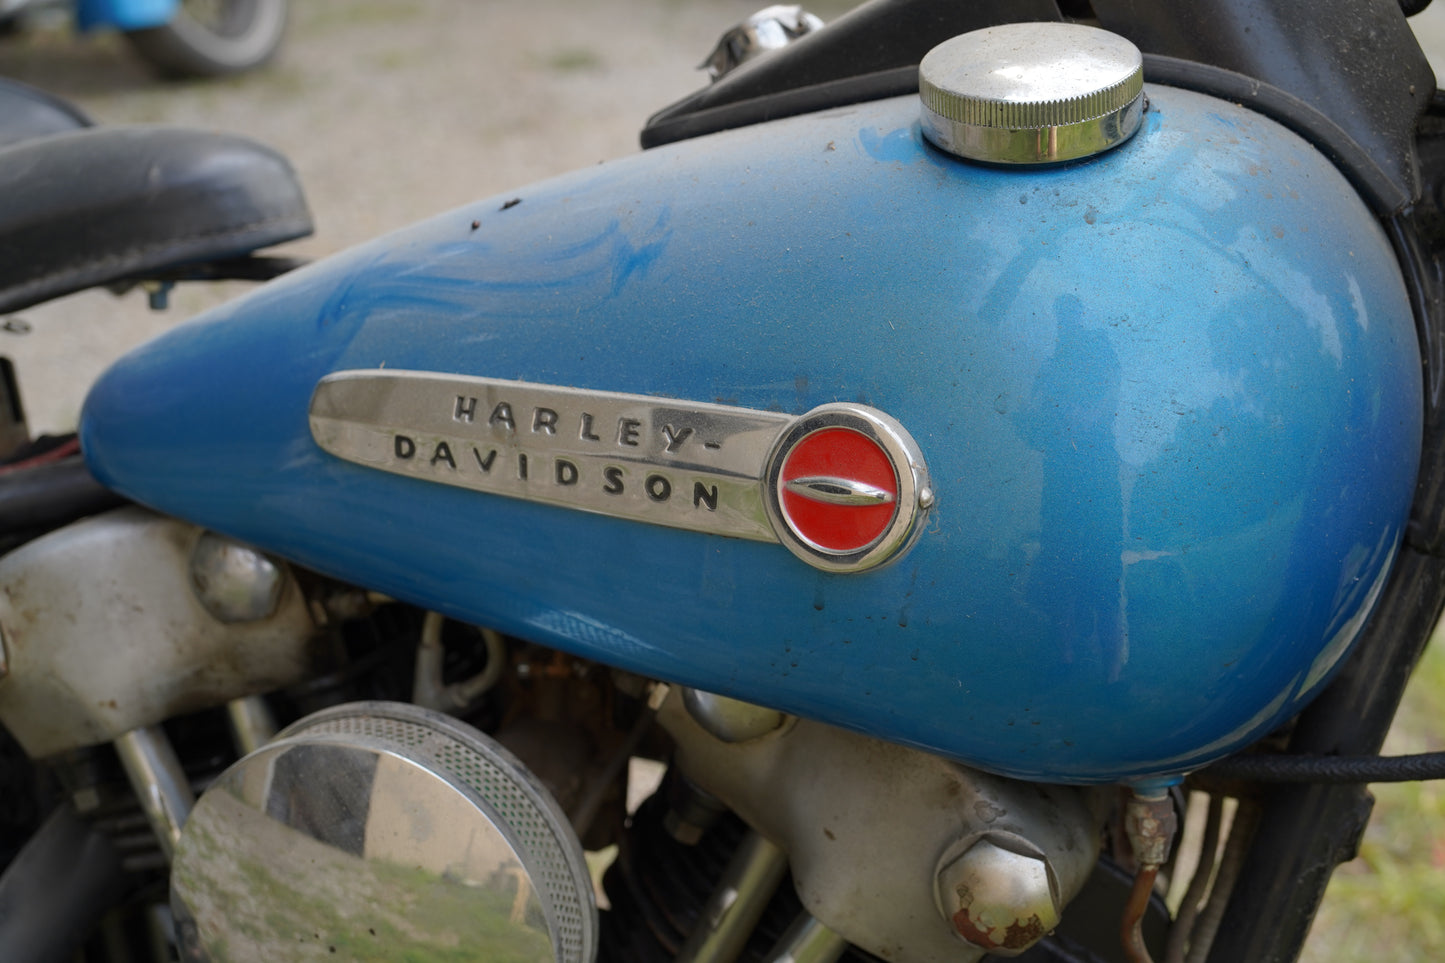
[309,371,932,572]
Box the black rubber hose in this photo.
[1201,751,1445,784]
[0,455,124,534]
[0,804,127,963]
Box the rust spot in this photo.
[470,220,481,230]
[823,828,836,841]
[952,905,1045,951]
[1005,916,1046,948]
[974,799,1007,823]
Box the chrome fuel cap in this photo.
[919,22,1144,165]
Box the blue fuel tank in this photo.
[80,87,1422,783]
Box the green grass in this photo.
[542,48,603,73]
[1302,634,1445,962]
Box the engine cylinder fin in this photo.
[599,790,885,963]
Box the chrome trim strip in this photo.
[310,371,933,571]
[309,370,793,542]
[784,476,897,506]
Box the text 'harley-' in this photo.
[308,370,933,572]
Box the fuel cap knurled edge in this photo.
[919,22,1145,166]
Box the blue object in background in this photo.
[76,0,176,32]
[81,87,1423,784]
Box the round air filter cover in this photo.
[171,700,597,962]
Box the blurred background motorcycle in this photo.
[0,0,287,77]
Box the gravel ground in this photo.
[0,0,860,430]
[1,1,1441,431]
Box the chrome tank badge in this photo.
[762,404,933,573]
[309,371,932,572]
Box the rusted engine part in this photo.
[1120,792,1179,963]
[487,646,659,850]
[661,690,1108,962]
[0,506,320,759]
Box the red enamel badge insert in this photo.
[778,427,899,553]
[762,403,932,573]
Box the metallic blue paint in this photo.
[76,0,177,31]
[80,87,1422,783]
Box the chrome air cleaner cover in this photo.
[171,701,596,962]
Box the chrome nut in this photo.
[1125,793,1179,868]
[701,5,825,81]
[935,834,1061,956]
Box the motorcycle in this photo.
[0,0,1441,961]
[0,0,288,78]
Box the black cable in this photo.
[1201,750,1445,784]
[138,254,310,284]
[0,455,124,535]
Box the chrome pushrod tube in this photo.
[114,725,194,860]
[676,829,789,963]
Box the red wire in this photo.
[0,436,81,475]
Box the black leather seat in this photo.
[0,77,92,148]
[0,80,312,314]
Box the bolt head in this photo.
[189,532,285,624]
[935,835,1061,956]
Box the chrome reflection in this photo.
[701,6,825,81]
[172,701,596,962]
